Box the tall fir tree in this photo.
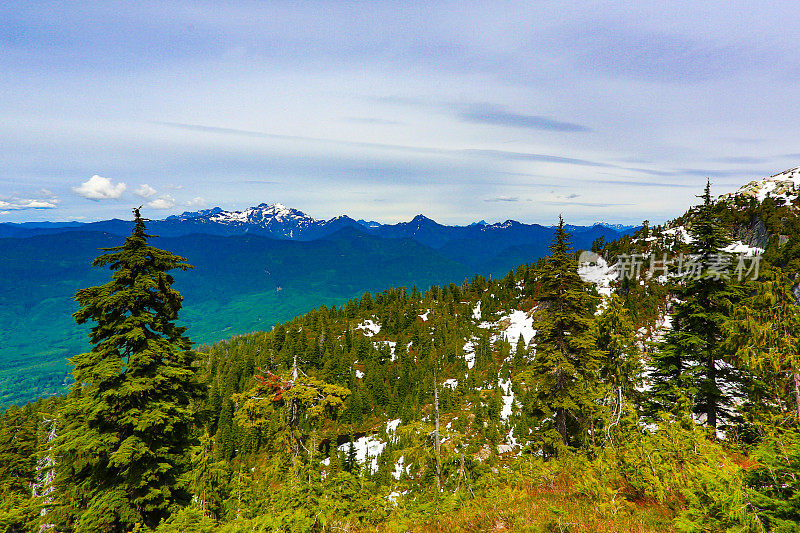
[596,294,642,432]
[518,216,603,449]
[649,181,742,431]
[52,208,204,532]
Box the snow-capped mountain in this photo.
[592,222,637,231]
[718,167,800,207]
[165,202,358,239]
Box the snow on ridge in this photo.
[718,167,800,206]
[200,202,320,231]
[722,241,764,257]
[661,225,695,244]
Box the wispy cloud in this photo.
[541,200,634,207]
[484,196,520,202]
[342,117,402,125]
[154,121,613,168]
[712,156,770,164]
[463,149,613,168]
[457,104,591,133]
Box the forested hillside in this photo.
[3,176,800,532]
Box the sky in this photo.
[3,1,800,225]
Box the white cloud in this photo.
[185,197,205,208]
[73,175,127,200]
[24,199,58,208]
[134,184,157,198]
[147,195,176,209]
[0,197,59,211]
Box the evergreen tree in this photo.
[186,431,228,518]
[52,208,204,532]
[650,181,742,431]
[518,216,602,449]
[596,295,642,433]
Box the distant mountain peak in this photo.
[488,220,520,229]
[357,219,381,229]
[470,220,489,227]
[592,222,636,231]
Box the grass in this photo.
[373,480,675,533]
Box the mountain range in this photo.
[0,202,635,242]
[0,205,634,408]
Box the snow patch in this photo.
[339,436,386,473]
[392,456,405,480]
[498,378,516,421]
[463,340,476,369]
[472,302,482,321]
[578,253,618,299]
[374,340,398,361]
[355,319,381,337]
[722,241,764,257]
[442,379,459,390]
[662,225,695,244]
[479,311,536,347]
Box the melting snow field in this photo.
[386,419,401,433]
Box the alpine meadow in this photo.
[4,2,800,532]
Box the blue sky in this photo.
[3,0,800,225]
